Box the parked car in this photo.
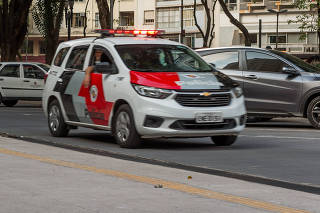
[0,62,49,107]
[42,30,246,148]
[196,47,320,128]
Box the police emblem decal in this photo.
[90,85,98,102]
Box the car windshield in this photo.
[270,50,320,73]
[116,44,212,72]
[37,64,50,72]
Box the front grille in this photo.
[169,119,236,130]
[175,93,231,107]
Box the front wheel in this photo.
[112,104,141,148]
[211,135,238,146]
[48,99,69,137]
[307,96,320,129]
[2,100,18,107]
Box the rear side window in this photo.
[246,51,288,73]
[202,52,239,70]
[53,47,70,67]
[23,64,45,79]
[66,46,89,70]
[0,65,20,77]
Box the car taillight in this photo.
[44,73,48,83]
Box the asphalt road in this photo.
[1,101,320,193]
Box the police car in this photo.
[42,29,246,148]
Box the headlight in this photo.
[233,87,243,98]
[132,84,172,99]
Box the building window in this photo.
[72,13,85,28]
[249,34,257,44]
[144,10,154,25]
[224,0,237,11]
[157,7,179,29]
[268,35,286,44]
[183,6,195,27]
[74,0,84,2]
[39,40,46,55]
[120,12,134,26]
[95,13,100,28]
[20,40,33,55]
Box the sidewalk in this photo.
[0,136,319,213]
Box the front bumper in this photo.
[131,92,246,138]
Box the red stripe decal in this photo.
[130,71,181,90]
[78,73,113,126]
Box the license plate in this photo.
[195,112,223,123]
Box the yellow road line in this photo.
[0,147,309,213]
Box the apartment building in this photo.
[155,0,206,48]
[22,0,156,62]
[215,0,319,56]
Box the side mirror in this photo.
[95,62,116,74]
[282,66,300,76]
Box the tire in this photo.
[48,99,70,137]
[112,104,141,148]
[2,100,18,107]
[211,135,238,146]
[307,96,320,129]
[0,93,2,105]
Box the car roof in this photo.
[196,46,269,52]
[60,36,181,47]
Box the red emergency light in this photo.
[95,29,164,37]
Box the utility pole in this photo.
[180,0,184,44]
[110,0,114,29]
[258,19,261,48]
[268,9,287,50]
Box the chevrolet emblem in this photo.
[200,92,212,97]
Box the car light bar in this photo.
[95,29,164,37]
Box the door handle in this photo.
[0,78,3,81]
[23,80,30,82]
[244,75,258,80]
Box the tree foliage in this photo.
[193,0,217,47]
[96,0,115,29]
[0,0,33,61]
[32,0,65,64]
[288,0,319,53]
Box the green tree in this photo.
[288,0,320,54]
[0,0,33,61]
[32,0,65,64]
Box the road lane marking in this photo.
[240,135,320,140]
[247,128,317,133]
[0,147,309,213]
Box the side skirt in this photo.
[66,121,111,131]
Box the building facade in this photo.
[22,0,156,63]
[215,0,319,56]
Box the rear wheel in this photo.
[211,135,238,146]
[2,100,18,107]
[112,104,141,148]
[307,96,320,129]
[48,99,69,137]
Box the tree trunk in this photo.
[96,0,115,29]
[218,0,251,46]
[0,0,33,61]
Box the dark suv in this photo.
[196,47,320,128]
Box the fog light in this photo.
[240,115,246,126]
[143,115,164,128]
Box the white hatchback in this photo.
[43,30,246,148]
[0,62,49,107]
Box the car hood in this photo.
[130,71,237,90]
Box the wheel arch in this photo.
[303,91,320,117]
